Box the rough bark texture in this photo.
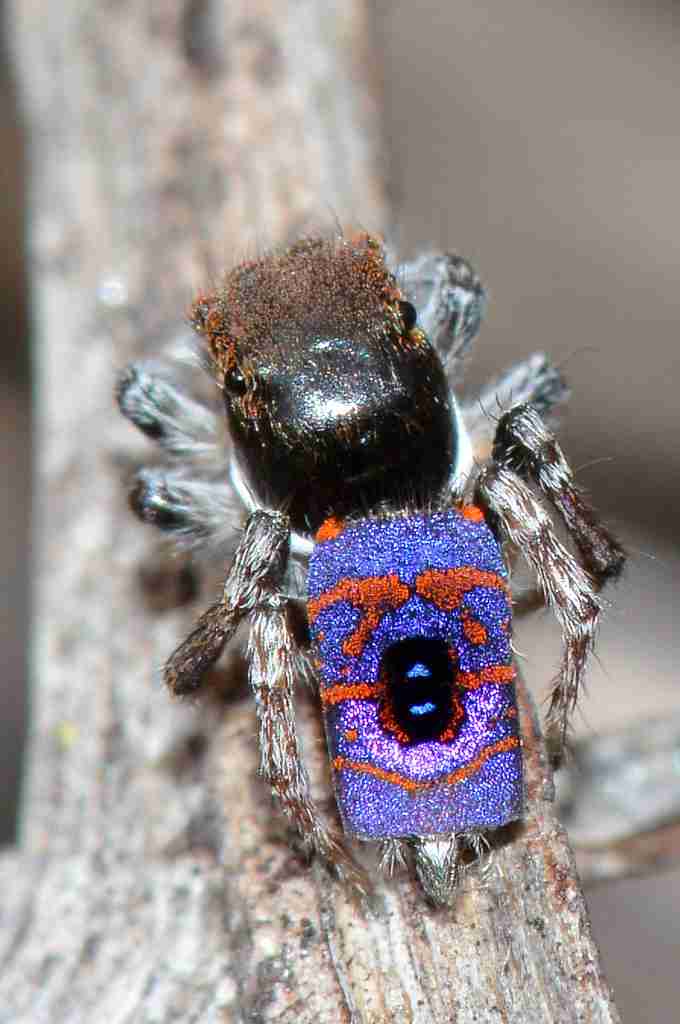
[3,2,621,1021]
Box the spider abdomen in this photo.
[307,509,523,840]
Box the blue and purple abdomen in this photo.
[307,508,523,839]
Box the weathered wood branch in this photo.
[3,2,621,1020]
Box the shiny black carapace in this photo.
[190,234,455,533]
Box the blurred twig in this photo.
[559,713,680,884]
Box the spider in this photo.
[117,232,625,905]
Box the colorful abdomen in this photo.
[307,509,523,839]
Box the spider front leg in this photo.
[117,359,222,461]
[475,464,601,756]
[117,358,242,549]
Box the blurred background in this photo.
[0,23,29,851]
[1,1,678,1018]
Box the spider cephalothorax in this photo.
[117,231,624,904]
[190,234,455,534]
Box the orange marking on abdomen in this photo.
[461,610,488,645]
[457,665,515,689]
[415,566,507,612]
[316,516,346,542]
[319,664,514,707]
[310,566,507,665]
[320,682,378,705]
[332,736,520,793]
[460,504,485,522]
[308,573,411,657]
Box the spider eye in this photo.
[399,300,417,332]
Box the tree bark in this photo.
[3,3,621,1021]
